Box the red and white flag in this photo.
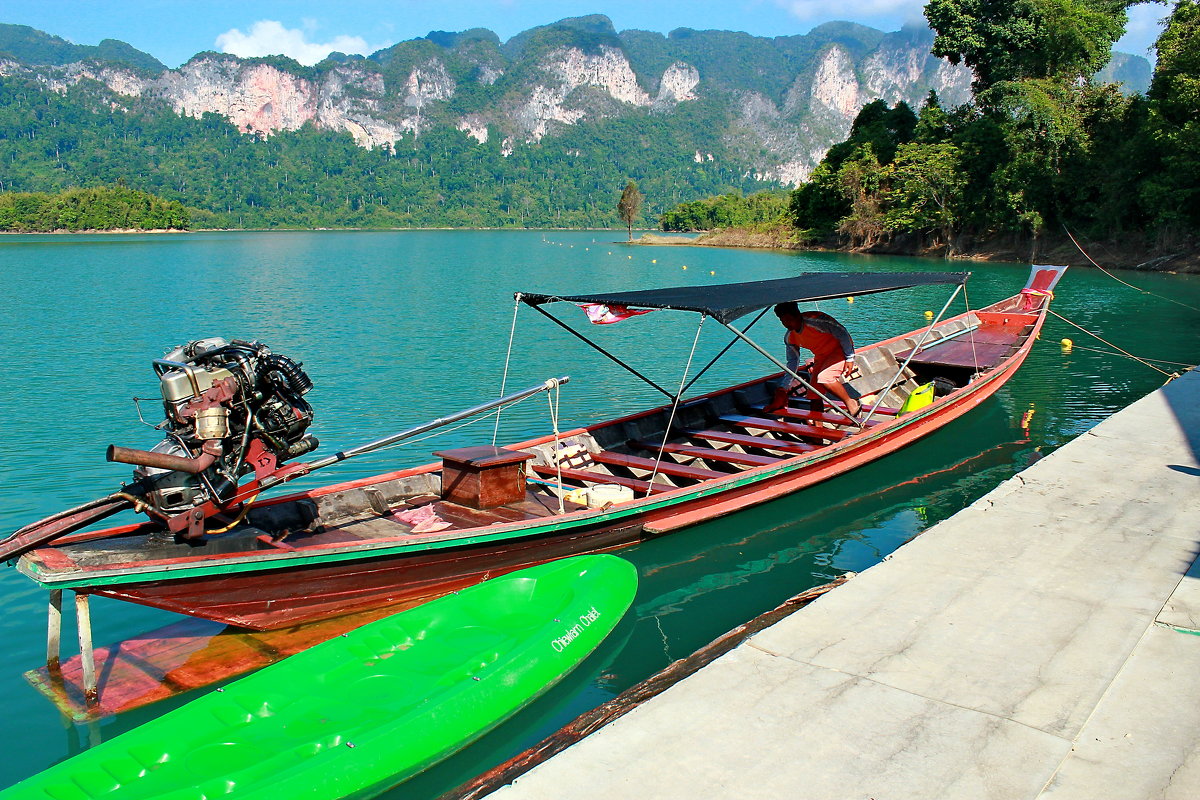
[578,303,654,324]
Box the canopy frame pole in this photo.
[863,284,963,425]
[715,320,863,430]
[679,307,772,396]
[645,316,707,494]
[526,303,676,400]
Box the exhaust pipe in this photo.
[106,442,221,474]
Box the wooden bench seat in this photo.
[530,464,669,495]
[590,450,725,482]
[632,440,782,468]
[720,414,847,442]
[684,428,817,455]
[746,402,884,427]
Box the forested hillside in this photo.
[0,14,1152,230]
[664,0,1198,264]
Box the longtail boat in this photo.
[4,266,1065,641]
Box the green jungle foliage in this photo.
[0,74,768,226]
[0,75,766,229]
[0,23,165,73]
[659,191,791,231]
[773,0,1199,250]
[0,185,188,231]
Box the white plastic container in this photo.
[585,484,635,508]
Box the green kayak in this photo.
[4,554,637,800]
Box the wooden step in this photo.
[591,450,725,482]
[684,429,817,456]
[530,464,669,495]
[632,440,782,468]
[719,414,847,442]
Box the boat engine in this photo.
[108,338,318,538]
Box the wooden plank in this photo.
[897,340,1014,370]
[746,403,884,428]
[632,441,782,468]
[720,414,846,442]
[591,451,725,482]
[529,464,670,495]
[684,429,817,455]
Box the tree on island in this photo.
[617,180,644,241]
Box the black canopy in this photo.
[520,271,970,325]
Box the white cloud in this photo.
[776,0,924,23]
[215,20,390,66]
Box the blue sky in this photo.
[3,1,1171,69]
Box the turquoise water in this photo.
[2,231,1199,796]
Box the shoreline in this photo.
[664,228,1200,273]
[3,226,1194,273]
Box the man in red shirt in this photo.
[765,302,860,417]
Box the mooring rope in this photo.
[1065,342,1197,369]
[1063,226,1200,313]
[1049,309,1180,379]
[546,379,565,514]
[962,282,981,374]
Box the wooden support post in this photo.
[74,593,98,704]
[46,589,63,670]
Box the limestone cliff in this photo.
[5,15,1118,188]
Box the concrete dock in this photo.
[491,369,1200,799]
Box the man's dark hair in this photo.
[774,301,800,316]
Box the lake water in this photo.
[2,231,1199,796]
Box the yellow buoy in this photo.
[1061,338,1073,351]
[847,297,854,303]
[651,259,657,263]
[924,310,933,319]
[682,265,688,270]
[628,255,632,259]
[709,271,715,275]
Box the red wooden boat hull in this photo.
[18,283,1055,631]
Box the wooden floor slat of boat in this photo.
[631,440,782,468]
[745,403,885,427]
[684,428,818,455]
[719,414,847,442]
[530,464,670,495]
[591,451,725,482]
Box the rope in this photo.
[962,282,980,374]
[547,380,565,513]
[369,392,540,455]
[646,316,706,495]
[1065,342,1197,369]
[1049,309,1179,378]
[1063,226,1200,313]
[493,292,523,445]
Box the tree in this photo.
[617,180,644,241]
[925,0,1132,91]
[884,142,968,247]
[1141,0,1200,230]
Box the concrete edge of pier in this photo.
[488,367,1200,800]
